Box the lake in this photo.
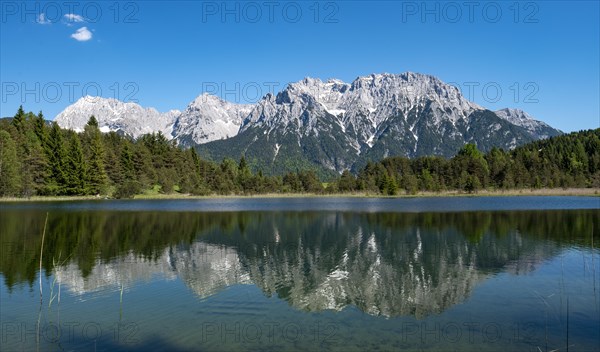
[1,197,599,351]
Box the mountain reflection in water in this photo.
[1,210,597,319]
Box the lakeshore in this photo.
[1,187,598,202]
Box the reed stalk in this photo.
[39,213,48,304]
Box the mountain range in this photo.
[55,72,562,174]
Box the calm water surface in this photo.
[1,197,599,351]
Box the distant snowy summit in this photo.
[55,94,252,144]
[173,93,253,145]
[55,96,180,139]
[494,108,557,139]
[55,72,562,172]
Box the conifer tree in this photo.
[65,135,88,195]
[11,105,26,133]
[20,129,49,196]
[113,142,141,198]
[83,116,107,194]
[338,170,356,192]
[33,111,47,145]
[384,173,398,195]
[120,142,135,182]
[87,115,99,128]
[0,130,21,196]
[45,122,69,194]
[237,156,252,192]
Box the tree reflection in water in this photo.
[1,210,598,318]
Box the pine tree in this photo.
[65,135,88,195]
[0,130,21,196]
[178,148,208,195]
[113,142,141,198]
[33,111,48,145]
[11,105,26,133]
[45,122,69,195]
[83,116,107,194]
[283,172,302,192]
[385,173,398,195]
[338,170,356,192]
[101,131,123,186]
[132,143,156,189]
[20,129,49,196]
[237,156,252,193]
[420,169,434,191]
[486,147,509,188]
[299,170,322,193]
[87,115,99,128]
[120,142,135,181]
[453,143,489,188]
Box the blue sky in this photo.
[1,1,598,132]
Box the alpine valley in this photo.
[55,72,561,175]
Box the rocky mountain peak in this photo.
[54,72,562,174]
[55,96,179,138]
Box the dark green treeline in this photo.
[0,106,598,197]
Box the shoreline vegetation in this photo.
[1,107,599,200]
[0,187,598,202]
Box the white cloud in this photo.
[71,27,92,42]
[37,13,51,25]
[64,14,85,23]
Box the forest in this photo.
[0,106,599,198]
